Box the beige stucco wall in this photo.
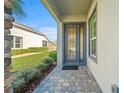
[87,0,119,93]
[10,26,48,49]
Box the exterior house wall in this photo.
[87,0,119,93]
[10,25,48,49]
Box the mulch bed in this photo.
[15,64,57,93]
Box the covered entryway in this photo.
[41,0,119,93]
[63,24,86,66]
[42,0,91,66]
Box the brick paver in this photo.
[33,66,103,93]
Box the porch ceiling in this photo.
[54,0,92,15]
[42,0,92,22]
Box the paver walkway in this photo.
[33,66,103,93]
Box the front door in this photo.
[64,24,85,66]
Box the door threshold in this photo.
[63,63,86,66]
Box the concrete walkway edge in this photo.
[12,52,43,58]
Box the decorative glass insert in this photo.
[67,27,76,59]
[80,26,83,59]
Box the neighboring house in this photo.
[10,22,49,49]
[42,0,118,93]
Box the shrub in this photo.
[37,63,49,71]
[12,47,48,56]
[13,57,55,92]
[13,69,39,92]
[49,51,57,61]
[12,49,28,56]
[28,47,48,52]
[42,57,54,66]
[13,70,27,92]
[13,77,25,92]
[37,57,54,72]
[26,68,39,80]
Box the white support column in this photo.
[57,22,63,67]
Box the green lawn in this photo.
[12,51,50,72]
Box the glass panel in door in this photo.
[67,27,77,60]
[80,26,83,59]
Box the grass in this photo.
[12,51,50,72]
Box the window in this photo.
[42,40,47,47]
[89,10,96,59]
[12,36,23,48]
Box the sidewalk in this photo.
[12,52,43,58]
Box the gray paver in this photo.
[33,66,103,93]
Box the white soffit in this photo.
[53,0,92,15]
[42,0,92,22]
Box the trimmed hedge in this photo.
[12,47,48,56]
[13,57,55,93]
[49,51,57,61]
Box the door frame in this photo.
[62,22,87,66]
[64,24,79,65]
